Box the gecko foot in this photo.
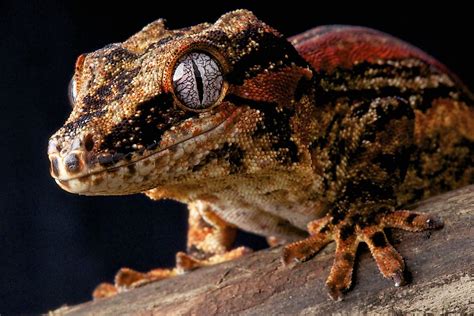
[92,246,251,299]
[92,267,177,299]
[283,209,443,301]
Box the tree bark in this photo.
[52,185,474,315]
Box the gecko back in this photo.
[290,25,474,205]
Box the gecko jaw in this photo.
[50,107,242,195]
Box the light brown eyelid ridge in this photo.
[69,53,88,108]
[74,54,87,72]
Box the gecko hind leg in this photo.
[92,201,251,299]
[283,209,443,301]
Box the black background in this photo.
[1,1,472,313]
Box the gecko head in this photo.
[47,9,313,195]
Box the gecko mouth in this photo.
[50,107,242,194]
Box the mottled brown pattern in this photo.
[48,10,473,300]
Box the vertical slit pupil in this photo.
[191,59,204,105]
[173,51,223,110]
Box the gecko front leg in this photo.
[284,96,444,300]
[93,200,251,299]
[283,207,443,300]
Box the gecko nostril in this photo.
[84,134,95,152]
[64,153,82,173]
[48,139,61,155]
[50,157,60,177]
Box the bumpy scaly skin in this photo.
[48,10,474,300]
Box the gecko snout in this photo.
[47,134,95,178]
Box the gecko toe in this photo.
[115,267,146,290]
[381,210,444,231]
[282,216,332,266]
[92,282,117,299]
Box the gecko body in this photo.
[48,10,474,300]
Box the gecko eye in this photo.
[68,77,77,108]
[172,51,224,111]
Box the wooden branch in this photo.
[52,185,474,315]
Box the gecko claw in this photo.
[392,270,406,287]
[426,216,444,230]
[327,283,345,302]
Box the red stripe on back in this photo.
[289,26,448,74]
